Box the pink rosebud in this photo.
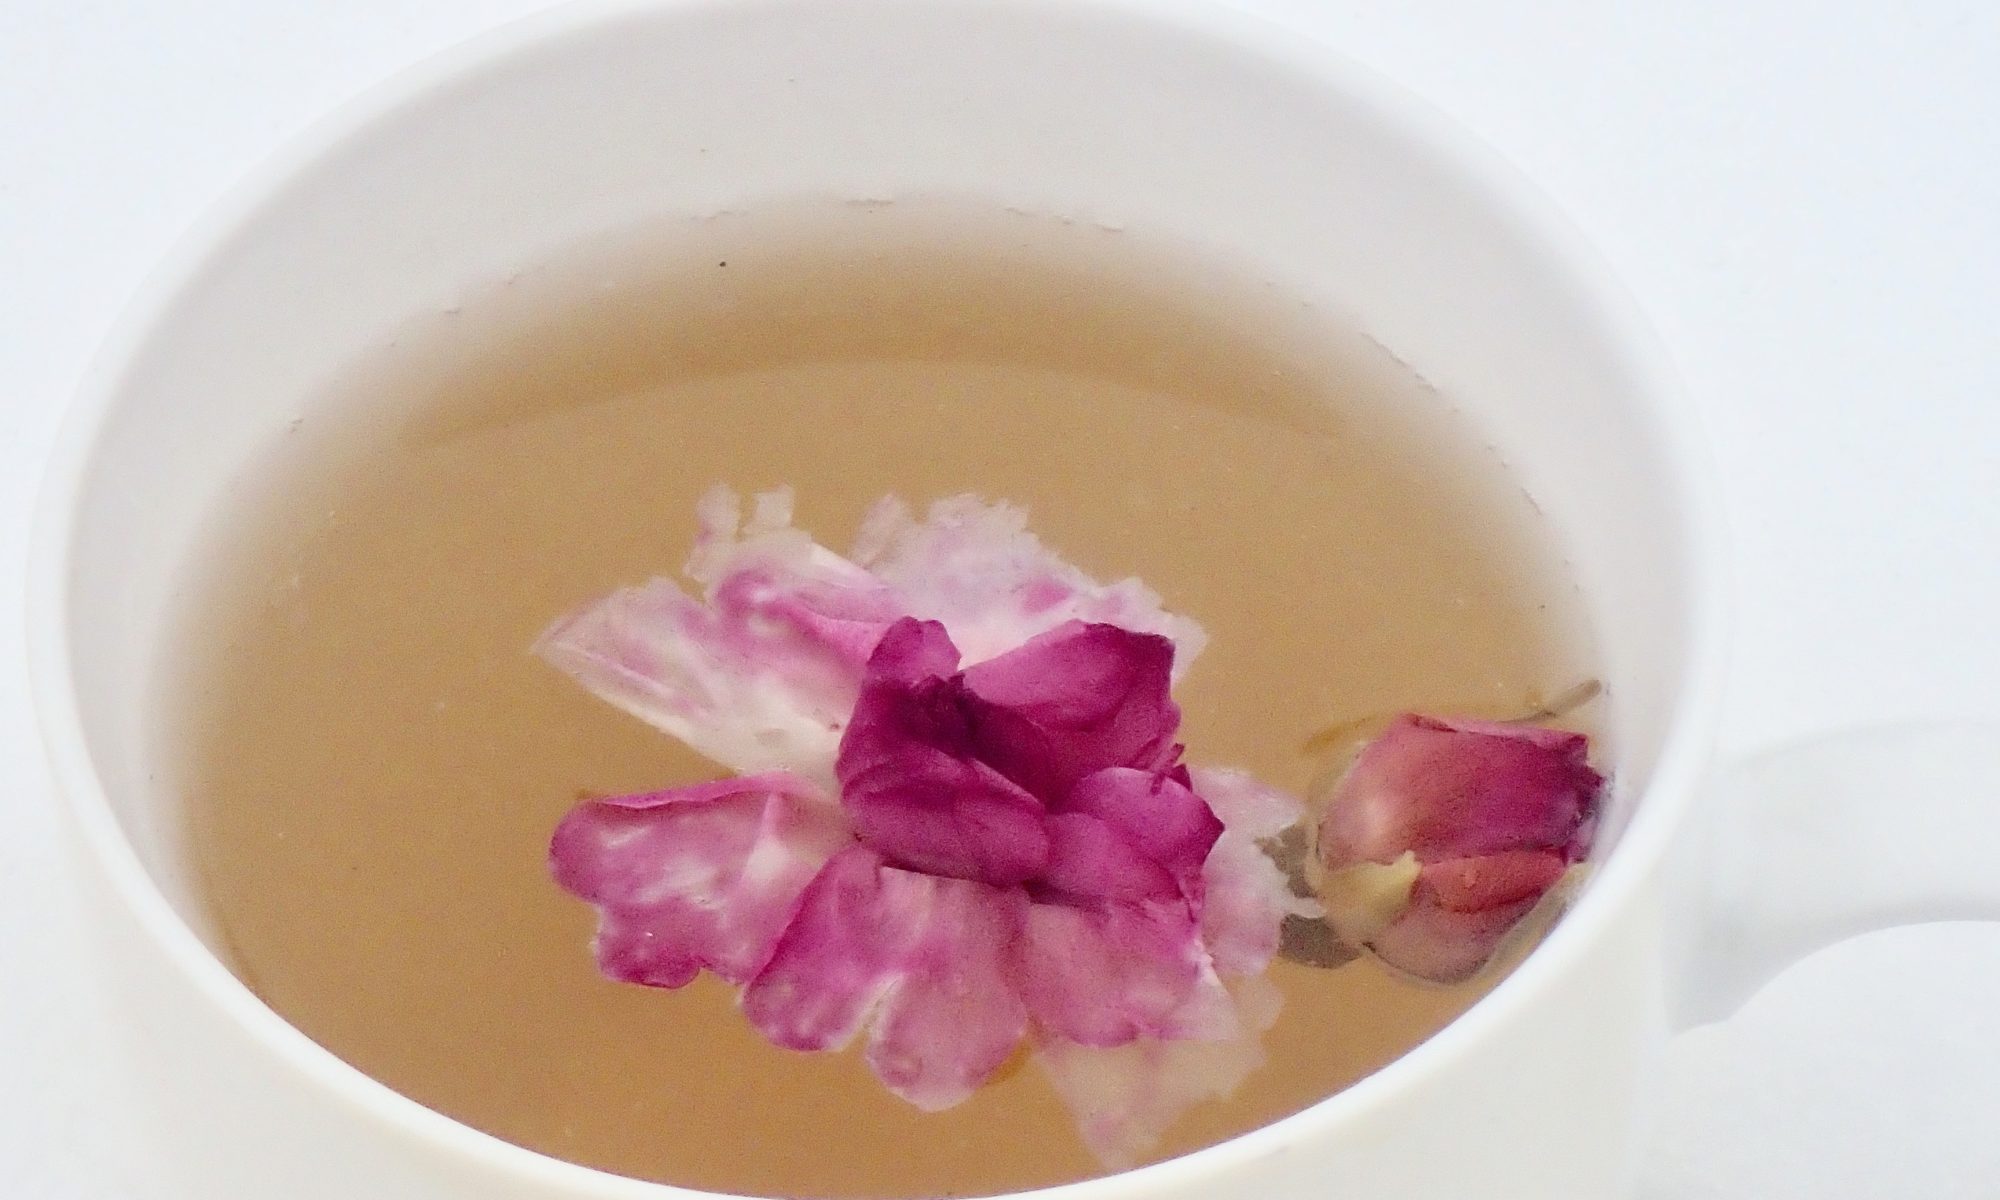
[1314,715,1603,983]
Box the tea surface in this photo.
[168,205,1597,1197]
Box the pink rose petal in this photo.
[1014,899,1237,1047]
[862,873,1032,1111]
[535,487,903,782]
[1191,766,1308,842]
[1036,976,1283,1168]
[549,772,850,987]
[1063,767,1222,893]
[852,495,1208,675]
[959,623,1184,802]
[742,848,1030,1110]
[1188,767,1320,977]
[1421,848,1571,911]
[836,620,1053,886]
[1199,835,1317,978]
[1039,812,1182,903]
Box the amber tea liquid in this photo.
[166,204,1598,1198]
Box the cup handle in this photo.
[1666,721,2000,1031]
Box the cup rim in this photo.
[26,0,1728,1195]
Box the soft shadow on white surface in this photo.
[3,886,149,1200]
[2,478,147,1198]
[1643,924,2000,1199]
[0,4,545,1191]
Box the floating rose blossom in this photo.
[540,488,1312,1160]
[1313,715,1603,984]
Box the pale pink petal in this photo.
[851,495,1208,676]
[1036,976,1284,1168]
[742,848,1029,1109]
[549,772,850,987]
[1188,768,1319,977]
[1190,766,1307,842]
[739,848,894,1049]
[1013,899,1236,1047]
[1198,833,1319,978]
[687,487,907,665]
[535,486,904,782]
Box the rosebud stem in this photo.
[1300,679,1602,757]
[1497,678,1603,726]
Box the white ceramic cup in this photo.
[38,1,1985,1197]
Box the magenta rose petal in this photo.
[1039,812,1183,903]
[1015,899,1236,1046]
[840,754,1054,887]
[1315,714,1604,983]
[742,848,1030,1109]
[851,495,1208,674]
[842,612,962,687]
[1063,767,1222,893]
[836,620,1054,886]
[549,772,851,987]
[959,623,1183,800]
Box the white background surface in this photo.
[3,2,1998,1196]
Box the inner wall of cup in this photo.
[62,0,1697,938]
